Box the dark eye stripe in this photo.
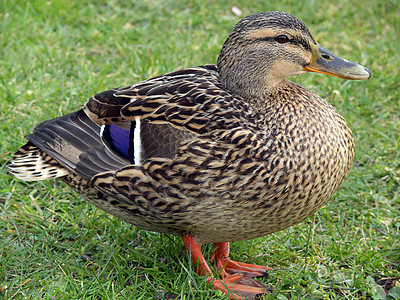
[252,36,275,43]
[294,37,313,52]
[252,36,312,52]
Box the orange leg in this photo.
[211,242,272,278]
[183,235,270,300]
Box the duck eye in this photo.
[276,35,289,43]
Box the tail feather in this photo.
[9,142,69,181]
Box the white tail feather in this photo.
[9,145,68,181]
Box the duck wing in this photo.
[85,65,252,134]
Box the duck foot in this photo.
[183,235,271,299]
[211,242,272,278]
[212,273,270,300]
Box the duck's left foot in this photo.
[183,235,272,299]
[211,242,272,278]
[213,273,270,300]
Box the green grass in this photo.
[1,0,399,299]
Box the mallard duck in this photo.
[9,11,370,299]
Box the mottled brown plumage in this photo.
[9,11,370,299]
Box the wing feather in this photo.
[84,65,253,136]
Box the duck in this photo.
[9,11,370,299]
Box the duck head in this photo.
[217,11,371,98]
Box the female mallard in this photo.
[9,11,370,299]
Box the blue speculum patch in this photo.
[104,124,130,158]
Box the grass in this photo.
[0,0,399,299]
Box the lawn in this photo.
[1,0,399,299]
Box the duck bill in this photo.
[304,44,371,80]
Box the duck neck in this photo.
[217,60,289,100]
[219,71,289,103]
